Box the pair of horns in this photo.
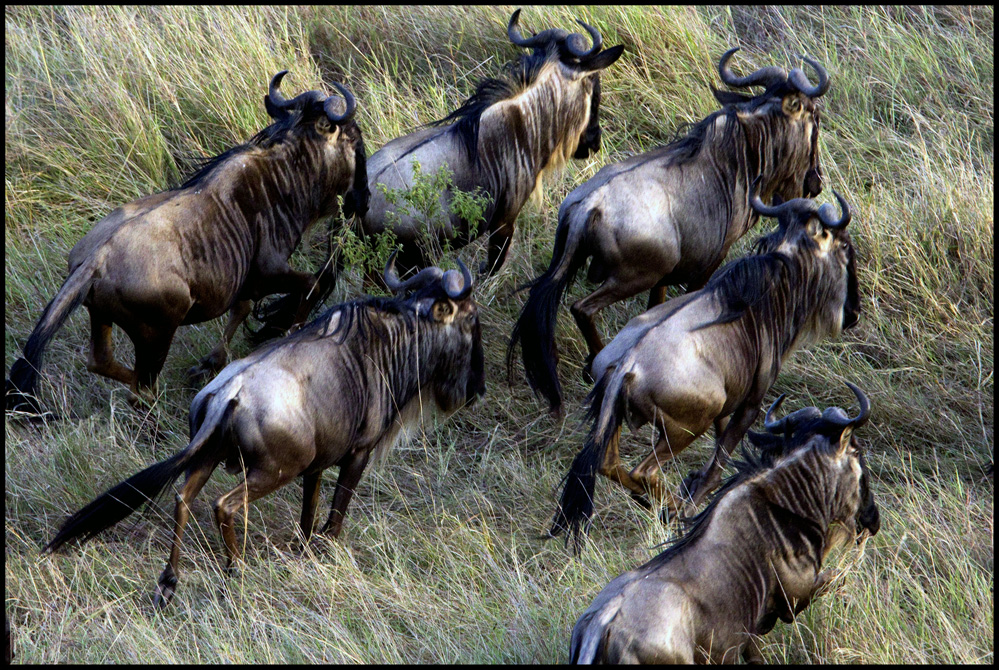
[763,382,871,433]
[507,9,602,61]
[383,251,474,300]
[268,70,356,124]
[718,47,831,98]
[749,177,851,229]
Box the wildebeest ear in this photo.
[579,44,624,72]
[808,218,837,252]
[432,300,455,324]
[837,426,853,456]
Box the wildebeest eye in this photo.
[784,97,802,114]
[316,118,332,134]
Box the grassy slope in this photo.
[5,5,992,663]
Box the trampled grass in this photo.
[5,5,992,664]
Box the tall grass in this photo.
[5,5,992,664]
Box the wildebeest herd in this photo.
[7,10,885,665]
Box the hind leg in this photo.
[86,310,135,387]
[128,324,178,401]
[154,461,218,608]
[684,402,761,509]
[320,450,371,539]
[630,421,705,518]
[188,300,252,381]
[597,425,649,497]
[571,275,657,379]
[214,469,297,573]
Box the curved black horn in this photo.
[749,177,826,222]
[788,54,831,98]
[507,9,541,48]
[442,259,474,300]
[718,47,788,90]
[323,82,356,124]
[563,18,603,59]
[763,394,788,431]
[507,9,570,50]
[823,382,871,429]
[816,190,851,230]
[845,381,871,428]
[268,70,325,112]
[383,251,444,294]
[269,70,290,107]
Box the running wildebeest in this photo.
[569,384,880,664]
[509,47,831,414]
[362,9,624,277]
[42,255,484,608]
[550,183,860,551]
[5,71,370,416]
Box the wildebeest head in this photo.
[383,253,485,409]
[749,382,880,539]
[506,9,624,160]
[751,181,861,334]
[713,48,829,202]
[264,71,370,219]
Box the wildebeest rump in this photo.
[551,183,860,551]
[362,9,624,276]
[5,71,369,415]
[509,48,831,414]
[569,383,880,664]
[42,256,484,608]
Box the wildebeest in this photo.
[569,383,880,664]
[509,47,831,414]
[550,183,860,550]
[5,71,370,415]
[42,255,484,608]
[362,9,624,276]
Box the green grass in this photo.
[5,5,993,664]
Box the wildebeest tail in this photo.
[507,205,595,413]
[42,397,238,554]
[550,366,629,553]
[6,254,102,414]
[569,593,625,664]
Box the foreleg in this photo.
[320,449,371,539]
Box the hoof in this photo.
[581,358,595,384]
[153,570,177,610]
[127,391,155,411]
[186,358,222,384]
[629,491,653,511]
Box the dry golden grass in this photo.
[5,5,992,663]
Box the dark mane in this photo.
[663,107,740,167]
[430,49,552,162]
[641,440,773,571]
[288,277,457,347]
[692,223,823,360]
[177,109,310,191]
[641,419,834,571]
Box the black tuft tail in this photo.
[7,256,99,414]
[43,397,237,553]
[507,207,592,413]
[43,451,189,553]
[549,369,627,554]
